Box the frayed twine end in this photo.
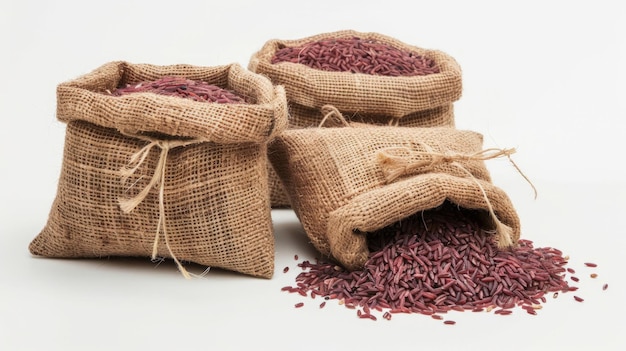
[494,221,515,250]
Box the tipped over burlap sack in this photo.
[249,30,463,207]
[29,61,288,279]
[269,126,521,271]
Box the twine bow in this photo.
[376,143,537,250]
[377,144,523,183]
[118,135,203,279]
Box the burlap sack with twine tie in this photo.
[29,61,288,279]
[249,30,463,207]
[269,125,524,271]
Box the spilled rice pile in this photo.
[281,202,607,323]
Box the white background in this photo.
[1,1,624,350]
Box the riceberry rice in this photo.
[110,76,247,103]
[282,201,575,319]
[271,37,439,76]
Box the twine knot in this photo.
[376,144,519,183]
[376,143,537,250]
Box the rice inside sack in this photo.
[29,61,288,279]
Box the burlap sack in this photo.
[29,61,288,279]
[269,126,521,271]
[249,30,463,207]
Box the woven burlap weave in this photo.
[29,61,288,278]
[269,126,520,271]
[249,30,463,207]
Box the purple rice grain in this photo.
[526,308,537,315]
[359,313,377,321]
